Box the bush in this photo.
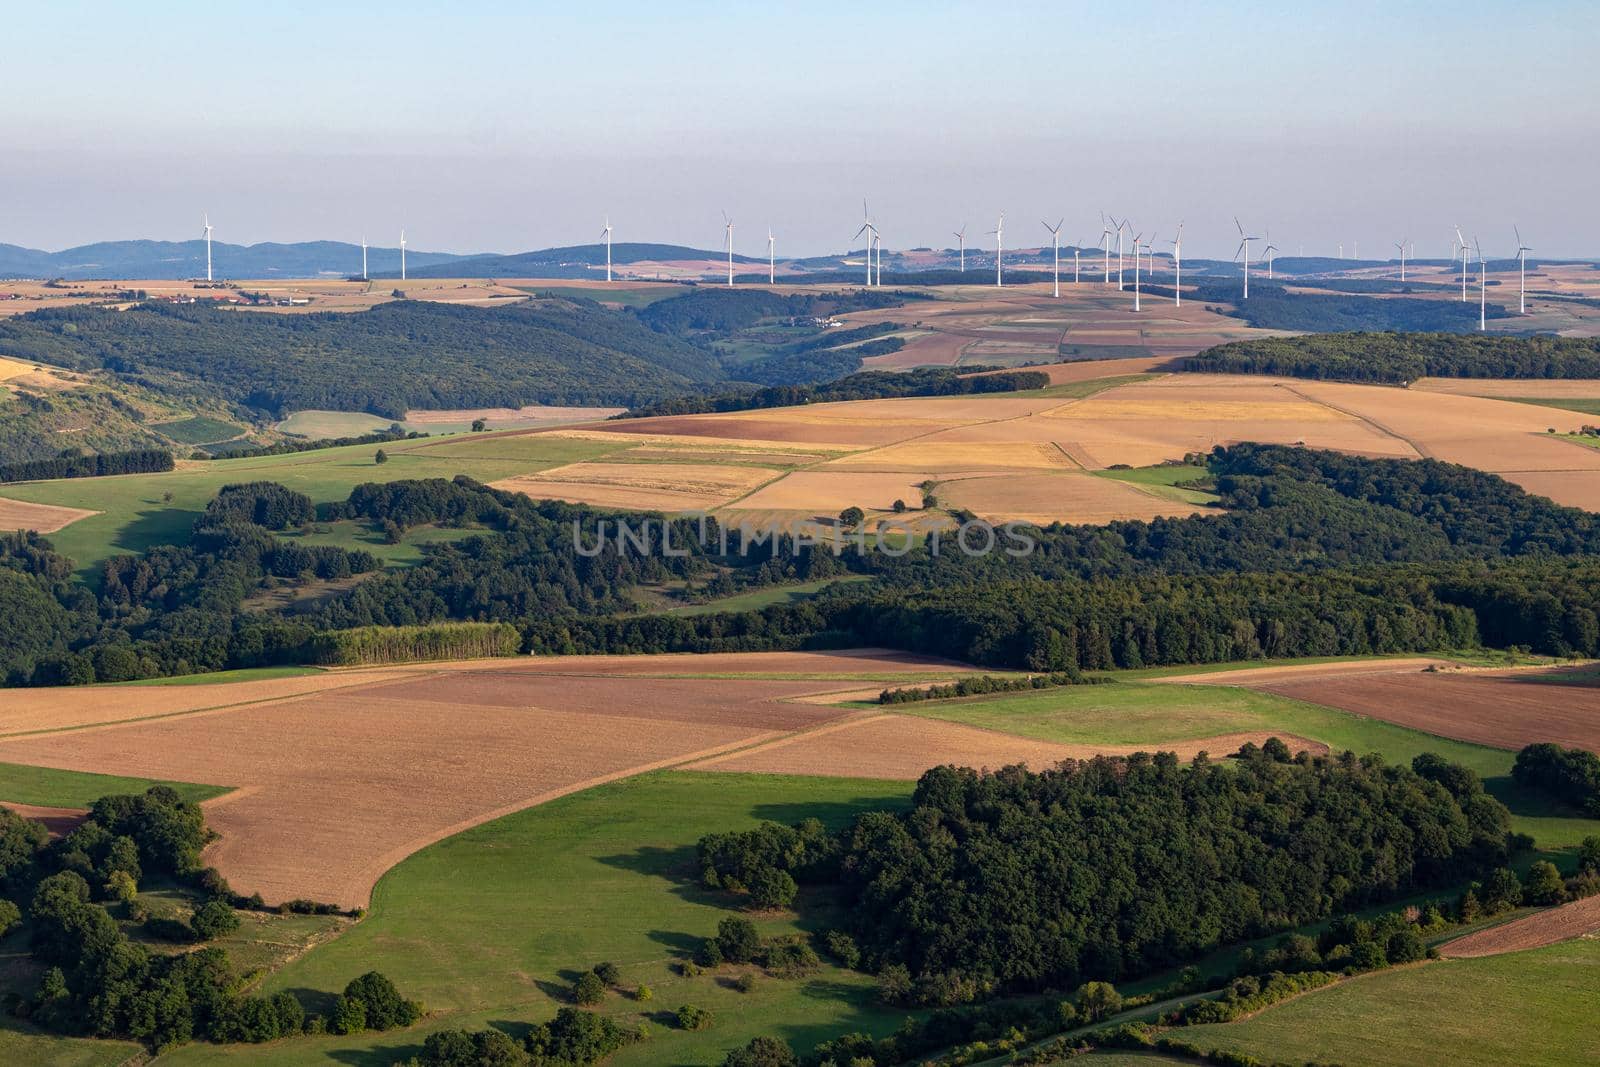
[764,939,821,979]
[1073,981,1123,1023]
[342,971,420,1030]
[675,1003,712,1031]
[0,898,20,936]
[635,984,652,1002]
[191,899,242,940]
[1579,835,1600,873]
[838,506,865,528]
[733,973,756,993]
[330,994,367,1035]
[1386,928,1426,964]
[1524,860,1568,905]
[824,930,860,969]
[572,971,607,1006]
[747,866,798,910]
[527,1007,640,1063]
[696,938,724,968]
[723,1035,798,1067]
[103,870,138,904]
[592,960,622,986]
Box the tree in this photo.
[191,900,241,940]
[471,419,488,432]
[1524,860,1567,906]
[592,960,621,985]
[1072,981,1123,1023]
[1579,835,1600,873]
[342,971,419,1030]
[1483,867,1524,912]
[1386,928,1426,963]
[676,1004,712,1031]
[572,971,606,1006]
[723,1035,798,1067]
[374,449,389,465]
[892,499,908,513]
[0,898,20,936]
[716,916,761,963]
[330,994,367,1035]
[838,506,865,529]
[747,867,797,910]
[104,870,138,904]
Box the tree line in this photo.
[1185,332,1600,384]
[619,368,1050,419]
[0,447,173,483]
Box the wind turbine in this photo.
[873,228,883,287]
[361,236,368,280]
[1454,226,1469,302]
[1073,236,1083,285]
[1132,230,1147,312]
[1169,223,1184,306]
[1115,216,1128,290]
[400,230,407,281]
[1262,230,1279,280]
[1395,238,1408,282]
[1235,218,1262,300]
[767,227,775,285]
[1100,212,1114,284]
[1476,236,1487,331]
[1514,226,1532,314]
[601,217,613,282]
[201,214,214,281]
[953,225,967,273]
[853,202,877,287]
[1042,219,1063,298]
[721,212,734,288]
[990,212,1004,288]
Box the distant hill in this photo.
[394,242,765,280]
[0,240,478,280]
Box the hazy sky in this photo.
[6,1,1596,259]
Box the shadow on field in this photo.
[329,1040,425,1066]
[749,796,912,828]
[284,986,338,1019]
[646,928,704,955]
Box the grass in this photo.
[154,415,247,445]
[1096,462,1218,505]
[0,434,625,579]
[670,575,872,616]
[0,762,229,808]
[275,520,483,568]
[1498,397,1600,416]
[901,672,1600,856]
[160,771,914,1066]
[1001,373,1157,400]
[516,286,685,309]
[274,410,397,438]
[0,1020,137,1067]
[1183,939,1600,1067]
[116,666,322,687]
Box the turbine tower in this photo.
[1169,223,1184,306]
[1454,226,1469,302]
[767,227,775,285]
[601,217,613,282]
[361,236,368,280]
[1073,236,1083,285]
[721,212,734,288]
[400,230,407,281]
[1475,236,1487,331]
[1115,216,1128,290]
[1235,218,1262,300]
[990,212,1004,288]
[853,202,877,288]
[201,214,214,281]
[1132,230,1146,312]
[1514,226,1532,314]
[953,225,967,273]
[1042,218,1063,298]
[1262,229,1279,280]
[1395,238,1408,282]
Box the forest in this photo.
[619,368,1049,418]
[1184,331,1600,383]
[1179,281,1507,332]
[0,447,173,484]
[696,749,1514,997]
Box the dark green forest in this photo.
[1172,282,1509,332]
[1185,332,1600,383]
[619,368,1048,419]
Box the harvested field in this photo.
[0,802,86,838]
[468,648,968,677]
[967,355,1174,383]
[490,460,779,511]
[0,666,871,907]
[1241,669,1600,753]
[1152,657,1457,686]
[0,495,99,533]
[688,713,1328,779]
[402,403,623,425]
[823,441,1077,472]
[1439,895,1600,957]
[591,413,915,448]
[727,470,927,514]
[1414,378,1600,399]
[938,471,1209,525]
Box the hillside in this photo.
[0,239,477,280]
[396,242,765,279]
[0,298,727,419]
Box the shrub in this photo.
[375,449,389,465]
[747,867,798,910]
[342,971,420,1030]
[1483,867,1524,911]
[191,899,242,940]
[1350,941,1388,971]
[878,963,912,1004]
[824,930,860,969]
[1579,835,1600,873]
[572,971,606,1006]
[103,871,138,904]
[1386,928,1426,964]
[330,994,367,1035]
[0,898,20,936]
[1524,860,1568,905]
[696,938,724,968]
[734,973,756,993]
[635,984,652,1002]
[676,1004,712,1031]
[592,960,622,986]
[527,1007,640,1063]
[763,939,821,979]
[838,506,865,528]
[723,1035,798,1067]
[1073,981,1123,1023]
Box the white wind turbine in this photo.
[1115,216,1129,290]
[1169,223,1185,306]
[361,236,368,280]
[767,227,775,285]
[954,224,967,273]
[1100,212,1113,284]
[1475,236,1488,331]
[1394,238,1408,282]
[1514,226,1532,314]
[1131,230,1147,311]
[990,212,1005,288]
[1261,229,1279,280]
[202,214,214,282]
[1042,218,1064,298]
[601,217,613,282]
[873,228,883,287]
[1235,217,1262,300]
[1073,236,1083,285]
[400,230,407,281]
[853,202,877,287]
[721,212,735,288]
[1454,225,1469,302]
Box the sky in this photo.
[5,0,1597,260]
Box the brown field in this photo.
[0,802,86,838]
[688,713,1328,779]
[726,470,927,514]
[822,441,1076,473]
[1413,378,1600,399]
[1439,894,1600,957]
[490,460,779,511]
[1152,657,1457,686]
[938,471,1209,525]
[1239,668,1600,753]
[0,651,977,907]
[0,495,100,533]
[402,403,624,425]
[967,355,1174,384]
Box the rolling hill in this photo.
[0,239,478,280]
